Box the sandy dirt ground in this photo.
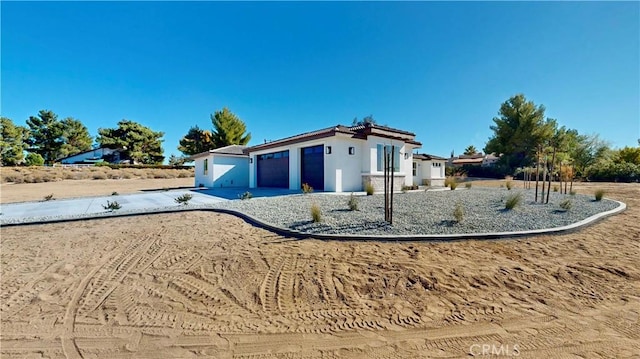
[0,178,194,204]
[1,182,638,358]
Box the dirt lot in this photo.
[1,182,639,358]
[0,178,194,204]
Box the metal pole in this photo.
[383,147,388,221]
[390,145,395,225]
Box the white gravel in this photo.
[214,188,620,235]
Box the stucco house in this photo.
[190,123,423,192]
[191,145,249,188]
[412,153,447,187]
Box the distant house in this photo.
[58,147,125,165]
[190,123,424,192]
[190,145,250,188]
[412,153,447,187]
[449,153,500,168]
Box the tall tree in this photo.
[178,125,215,156]
[463,145,478,155]
[97,120,165,164]
[485,94,549,171]
[0,117,29,166]
[210,108,251,148]
[59,117,93,158]
[615,146,640,165]
[25,110,65,164]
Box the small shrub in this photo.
[444,177,454,188]
[102,200,122,211]
[92,172,107,180]
[594,189,605,201]
[465,182,472,189]
[559,198,572,211]
[112,191,119,196]
[43,193,54,201]
[449,181,458,190]
[24,153,45,166]
[239,191,253,200]
[505,180,513,190]
[302,183,314,194]
[504,192,523,210]
[175,193,193,205]
[365,182,375,196]
[311,203,322,222]
[570,190,577,196]
[553,185,559,192]
[347,193,359,211]
[453,202,464,223]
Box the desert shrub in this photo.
[152,170,171,179]
[112,191,119,196]
[365,183,375,195]
[444,177,454,187]
[311,203,322,222]
[239,191,253,200]
[177,170,193,178]
[174,193,193,205]
[505,180,513,190]
[594,189,605,201]
[24,153,44,166]
[92,172,107,180]
[504,192,523,210]
[570,190,577,196]
[465,182,472,189]
[453,202,464,223]
[43,193,54,201]
[347,193,359,211]
[102,200,122,211]
[302,183,314,194]
[559,198,572,211]
[553,185,559,192]
[449,181,458,190]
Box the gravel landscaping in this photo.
[214,188,620,235]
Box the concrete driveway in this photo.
[0,190,228,222]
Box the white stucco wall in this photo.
[324,135,364,192]
[194,155,213,188]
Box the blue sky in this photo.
[2,1,639,161]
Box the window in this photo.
[325,146,332,154]
[433,162,441,167]
[376,144,400,172]
[412,162,417,176]
[203,158,208,175]
[348,146,355,155]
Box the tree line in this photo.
[0,107,251,166]
[484,94,640,183]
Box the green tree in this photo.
[24,152,45,166]
[352,115,376,126]
[0,117,29,166]
[210,108,251,148]
[168,154,188,166]
[97,120,165,164]
[615,146,640,165]
[59,117,93,158]
[463,145,478,155]
[485,94,551,171]
[25,110,65,164]
[178,125,215,156]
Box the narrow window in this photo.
[203,158,208,175]
[326,146,332,154]
[348,146,355,155]
[412,162,417,176]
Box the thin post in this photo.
[534,147,541,201]
[390,145,395,225]
[383,147,388,221]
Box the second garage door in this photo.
[301,145,324,191]
[257,150,289,188]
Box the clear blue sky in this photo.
[2,1,639,161]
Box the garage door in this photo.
[257,150,289,188]
[301,145,324,191]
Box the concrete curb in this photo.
[0,199,627,242]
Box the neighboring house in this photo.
[58,147,123,164]
[412,153,447,187]
[246,123,421,192]
[190,145,249,188]
[449,153,500,167]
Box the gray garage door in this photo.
[257,150,289,188]
[301,145,324,191]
